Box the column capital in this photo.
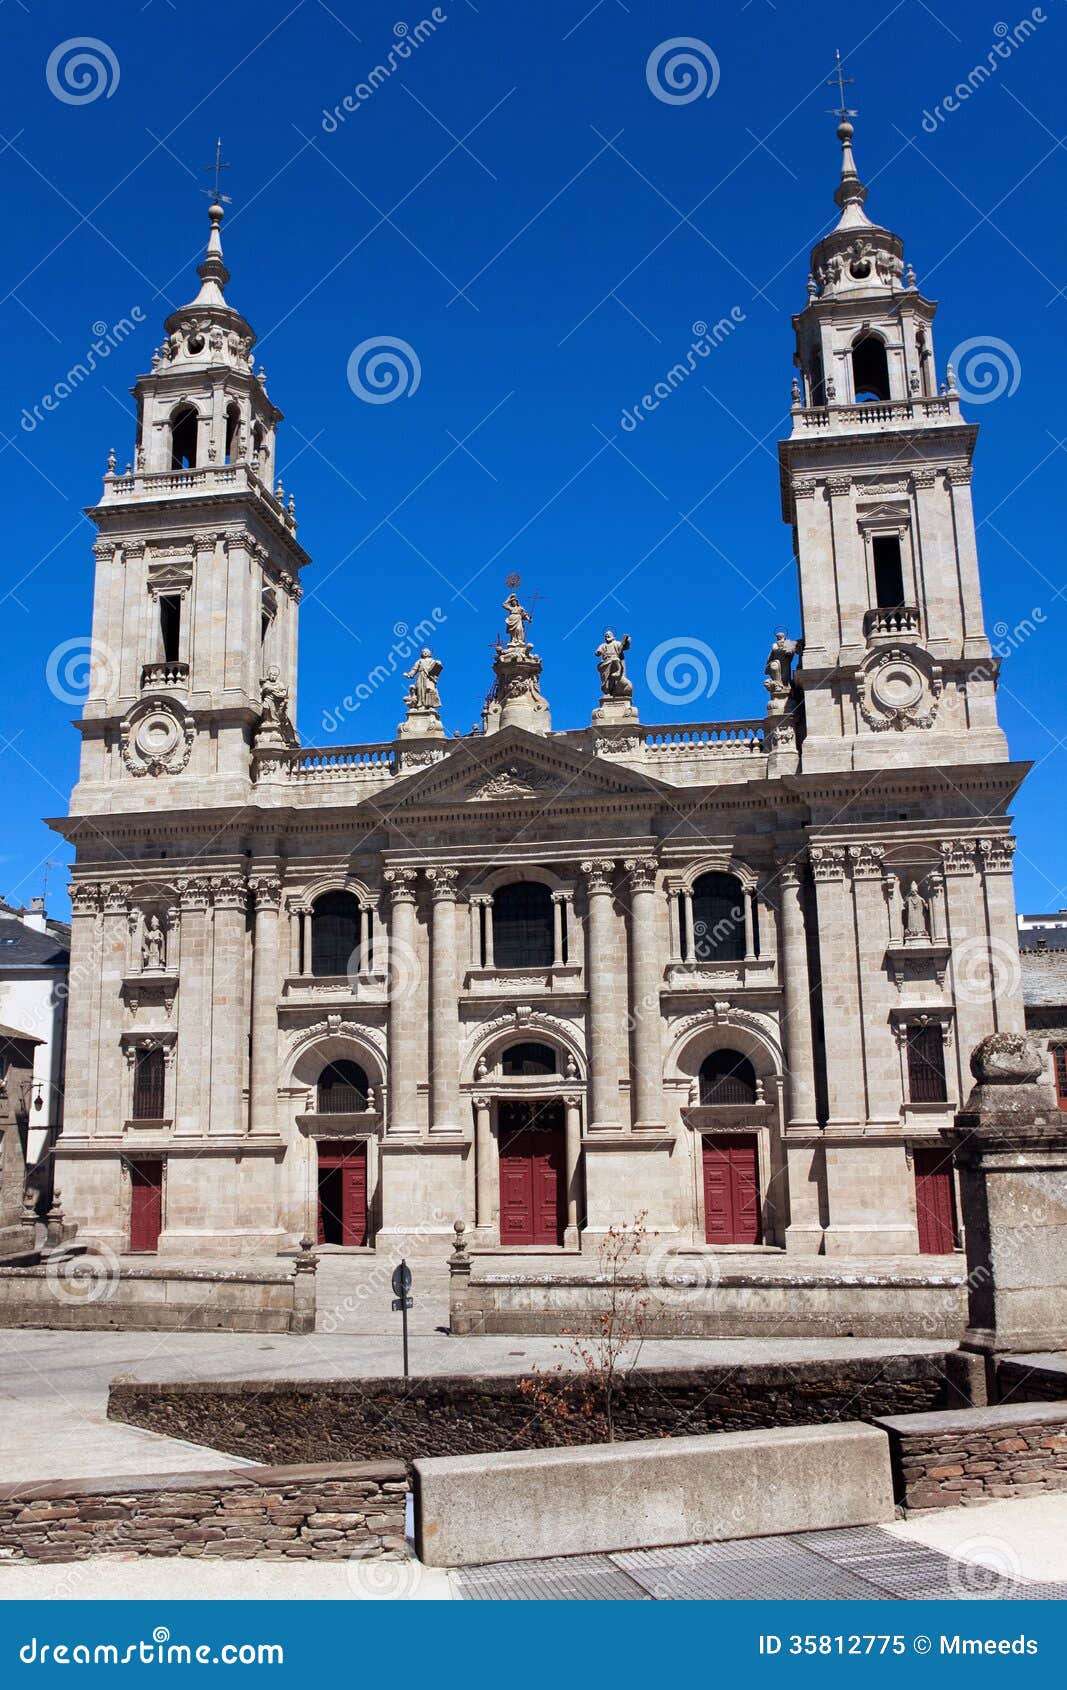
[68,881,102,914]
[249,874,283,910]
[847,843,886,881]
[551,888,570,905]
[776,857,804,890]
[809,845,847,883]
[179,876,213,910]
[471,1094,492,1112]
[580,858,616,892]
[425,865,460,902]
[562,1092,582,1111]
[940,838,977,876]
[623,856,659,893]
[383,867,419,904]
[210,873,249,911]
[976,835,1016,874]
[101,880,134,913]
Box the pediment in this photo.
[373,726,665,814]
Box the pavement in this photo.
[1,1498,1065,1601]
[0,1326,948,1482]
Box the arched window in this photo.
[132,1046,165,1119]
[311,891,362,978]
[699,1049,757,1106]
[169,404,199,469]
[501,1041,558,1077]
[691,872,752,963]
[224,402,241,464]
[317,1058,368,1114]
[852,335,891,402]
[492,882,554,970]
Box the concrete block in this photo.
[414,1421,893,1567]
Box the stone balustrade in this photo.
[643,720,765,755]
[791,395,958,434]
[864,604,922,639]
[102,462,298,532]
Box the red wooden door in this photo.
[498,1103,565,1246]
[914,1147,957,1254]
[317,1141,368,1246]
[129,1159,163,1253]
[702,1134,761,1245]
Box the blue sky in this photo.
[1,0,1065,919]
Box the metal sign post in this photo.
[391,1260,413,1378]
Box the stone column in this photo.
[777,859,817,1129]
[682,889,696,962]
[426,867,462,1133]
[666,885,681,961]
[551,891,567,967]
[473,1094,494,1234]
[581,859,621,1132]
[977,836,1025,1034]
[249,873,282,1136]
[383,868,420,1134]
[624,858,665,1130]
[300,907,312,976]
[743,888,756,962]
[175,878,212,1136]
[208,875,248,1136]
[563,1091,583,1247]
[944,1033,1067,1384]
[286,899,301,977]
[62,883,103,1138]
[810,845,864,1128]
[468,898,485,968]
[940,838,985,1100]
[482,896,495,968]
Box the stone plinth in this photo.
[943,1032,1067,1359]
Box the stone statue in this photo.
[257,666,295,744]
[142,913,166,973]
[502,591,532,650]
[596,630,633,701]
[403,648,443,714]
[903,879,928,942]
[763,630,798,708]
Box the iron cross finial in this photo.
[826,50,857,121]
[203,137,231,204]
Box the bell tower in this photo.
[779,111,1006,774]
[73,187,308,810]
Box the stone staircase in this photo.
[313,1250,451,1336]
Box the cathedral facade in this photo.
[51,120,1027,1268]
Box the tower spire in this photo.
[193,139,232,307]
[826,52,871,230]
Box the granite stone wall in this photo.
[873,1402,1067,1510]
[0,1462,408,1563]
[109,1355,950,1465]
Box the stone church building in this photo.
[51,118,1027,1270]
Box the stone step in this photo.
[313,1252,450,1336]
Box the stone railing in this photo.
[864,605,921,639]
[277,745,398,782]
[101,463,298,533]
[140,660,190,690]
[644,719,765,757]
[792,395,958,433]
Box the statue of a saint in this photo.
[257,666,295,742]
[903,880,929,942]
[596,630,633,700]
[142,913,166,972]
[502,591,532,650]
[403,648,443,714]
[764,630,798,703]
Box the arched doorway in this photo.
[497,1097,566,1246]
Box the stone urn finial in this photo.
[969,1032,1043,1087]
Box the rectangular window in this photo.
[159,594,181,663]
[872,534,906,608]
[907,1024,947,1104]
[1052,1043,1067,1111]
[132,1046,165,1120]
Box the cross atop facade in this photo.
[203,137,231,204]
[826,50,857,120]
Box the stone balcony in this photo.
[99,462,299,536]
[863,605,921,642]
[664,956,778,993]
[464,963,583,997]
[140,661,190,692]
[789,394,960,437]
[281,971,389,1004]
